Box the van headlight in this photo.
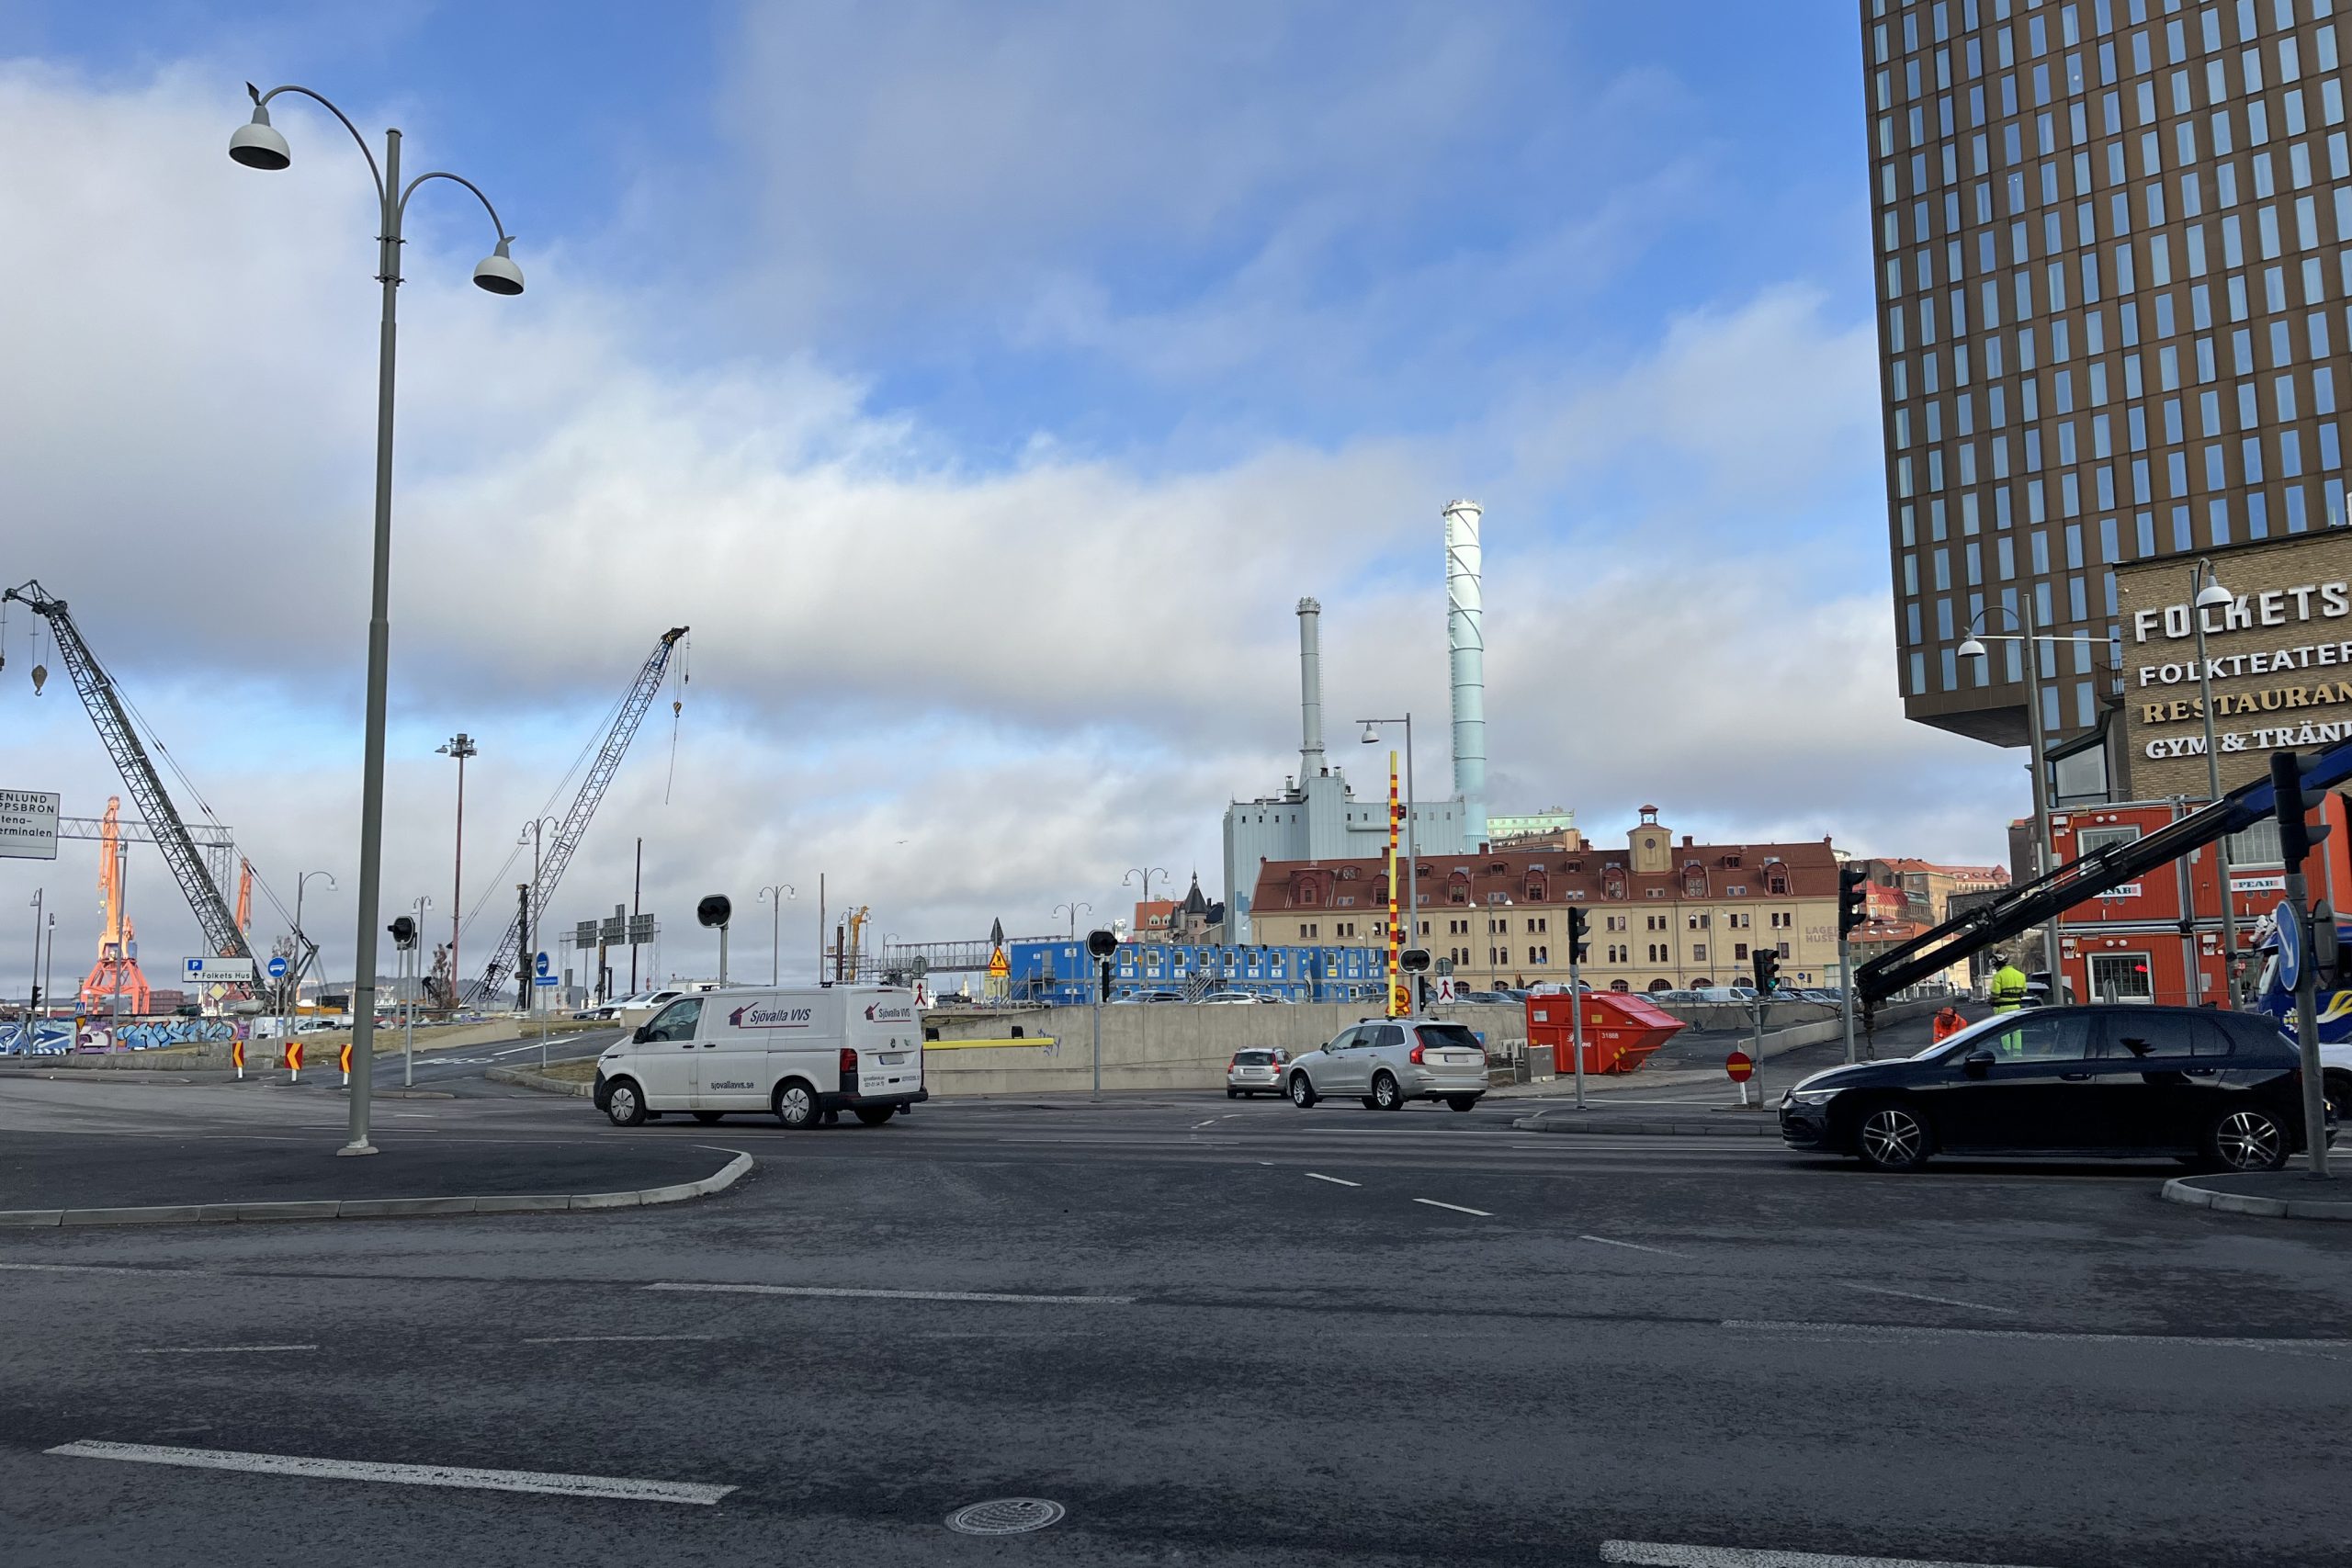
[1786,1088,1839,1106]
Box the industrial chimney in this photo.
[1443,501,1488,842]
[1296,596,1326,781]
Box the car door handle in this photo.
[2059,1071,2092,1081]
[2184,1066,2218,1077]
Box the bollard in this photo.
[232,1039,245,1081]
[340,1042,353,1088]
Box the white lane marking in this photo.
[1600,1540,2057,1568]
[1839,1282,2017,1314]
[1413,1198,1493,1216]
[1305,1172,1360,1187]
[130,1345,316,1356]
[1192,1118,1220,1129]
[44,1440,735,1506]
[645,1282,1133,1306]
[522,1335,716,1345]
[0,1261,207,1277]
[1725,1320,2352,1354]
[1579,1234,1687,1258]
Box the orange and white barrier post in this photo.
[285,1037,304,1082]
[232,1038,244,1080]
[339,1042,353,1087]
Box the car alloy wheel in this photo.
[1858,1104,1928,1171]
[2212,1108,2287,1171]
[1372,1072,1401,1111]
[1290,1074,1315,1108]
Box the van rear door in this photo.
[850,991,922,1099]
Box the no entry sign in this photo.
[1724,1050,1755,1082]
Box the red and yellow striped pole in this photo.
[1387,750,1405,1017]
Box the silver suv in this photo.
[1285,1019,1489,1112]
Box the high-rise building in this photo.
[1864,0,2351,752]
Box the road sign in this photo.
[1724,1050,1755,1082]
[266,955,288,979]
[534,974,560,987]
[988,948,1010,978]
[185,955,256,987]
[534,950,553,978]
[2276,899,2304,992]
[0,788,60,861]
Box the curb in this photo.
[486,1065,594,1098]
[1510,1112,1777,1138]
[0,1151,752,1229]
[2160,1174,2352,1221]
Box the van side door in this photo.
[634,998,703,1110]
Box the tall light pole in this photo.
[437,732,478,1013]
[1958,600,2103,989]
[758,884,796,984]
[26,887,40,1020]
[40,912,54,1044]
[403,893,431,1088]
[232,84,524,1156]
[1055,901,1092,939]
[2189,559,2241,1005]
[290,870,336,1020]
[1123,868,1168,936]
[521,816,560,1016]
[1360,716,1419,986]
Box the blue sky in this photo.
[0,2,2020,991]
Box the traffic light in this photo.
[1752,948,1781,995]
[1566,907,1590,964]
[2314,901,2342,990]
[2271,749,2335,868]
[388,915,417,950]
[1838,865,1869,940]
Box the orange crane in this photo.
[80,797,151,1013]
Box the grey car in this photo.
[1285,1019,1489,1112]
[1226,1047,1290,1097]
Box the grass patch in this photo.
[538,1058,599,1083]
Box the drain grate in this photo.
[945,1497,1065,1535]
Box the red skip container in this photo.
[1524,992,1685,1076]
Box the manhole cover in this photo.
[945,1497,1065,1535]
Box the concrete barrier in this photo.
[921,1001,1528,1096]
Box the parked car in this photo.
[1779,1005,2331,1172]
[1225,1046,1291,1097]
[1284,1019,1488,1112]
[1113,989,1185,1004]
[616,989,689,1031]
[1199,990,1272,1005]
[1453,989,1515,1005]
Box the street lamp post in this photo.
[1957,600,2103,990]
[27,887,40,1021]
[290,870,336,1024]
[232,85,525,1156]
[1123,868,1168,931]
[404,894,431,1088]
[437,733,477,1013]
[1360,716,1418,1000]
[1054,901,1092,939]
[758,885,796,984]
[2189,560,2242,1005]
[521,817,560,1063]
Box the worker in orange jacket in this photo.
[1931,1004,1968,1043]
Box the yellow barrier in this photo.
[923,1036,1058,1051]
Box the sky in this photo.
[0,0,2022,998]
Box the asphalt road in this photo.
[0,1078,2346,1567]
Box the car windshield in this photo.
[1416,1024,1483,1052]
[1234,1050,1274,1064]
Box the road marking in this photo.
[645,1282,1133,1306]
[1192,1118,1220,1129]
[1305,1172,1360,1187]
[45,1439,734,1506]
[1413,1198,1493,1216]
[1724,1320,2352,1354]
[1839,1282,2017,1314]
[521,1335,717,1345]
[1579,1234,1686,1258]
[1600,1540,2057,1567]
[0,1261,207,1277]
[130,1345,315,1356]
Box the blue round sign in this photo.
[267,956,288,979]
[2276,899,2304,991]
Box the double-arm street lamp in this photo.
[232,83,525,1156]
[1123,868,1168,934]
[1054,901,1092,939]
[1359,716,1418,966]
[2188,560,2243,1004]
[520,817,562,1008]
[1957,601,2105,989]
[290,870,336,1017]
[757,884,796,984]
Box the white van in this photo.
[593,985,926,1129]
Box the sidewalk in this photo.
[0,1131,750,1227]
[2161,1168,2352,1220]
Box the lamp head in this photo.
[1956,636,1988,660]
[229,102,291,171]
[1360,721,1381,744]
[2194,580,2233,611]
[472,236,525,296]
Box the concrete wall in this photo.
[922,1002,1527,1096]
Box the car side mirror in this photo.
[1962,1049,1995,1076]
[632,1025,651,1043]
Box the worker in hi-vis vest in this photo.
[1989,955,2030,1013]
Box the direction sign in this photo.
[0,789,60,861]
[2276,899,2305,991]
[534,950,553,979]
[266,955,289,979]
[1724,1050,1755,1082]
[185,955,256,987]
[534,974,560,987]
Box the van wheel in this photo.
[854,1105,896,1127]
[604,1079,645,1127]
[773,1080,819,1130]
[692,1111,723,1124]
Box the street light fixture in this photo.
[757,883,796,985]
[232,82,525,1158]
[1054,900,1092,939]
[290,870,336,1020]
[1957,600,2104,989]
[1360,715,1419,995]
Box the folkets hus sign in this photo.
[2116,530,2352,798]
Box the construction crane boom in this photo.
[473,626,688,1004]
[4,580,252,963]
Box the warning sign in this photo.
[987,947,1009,978]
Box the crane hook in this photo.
[30,662,47,694]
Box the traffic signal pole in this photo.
[2271,750,2334,1179]
[1566,908,1588,1110]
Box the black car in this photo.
[1780,1005,2331,1172]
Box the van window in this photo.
[643,998,701,1043]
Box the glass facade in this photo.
[1866,0,2352,746]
